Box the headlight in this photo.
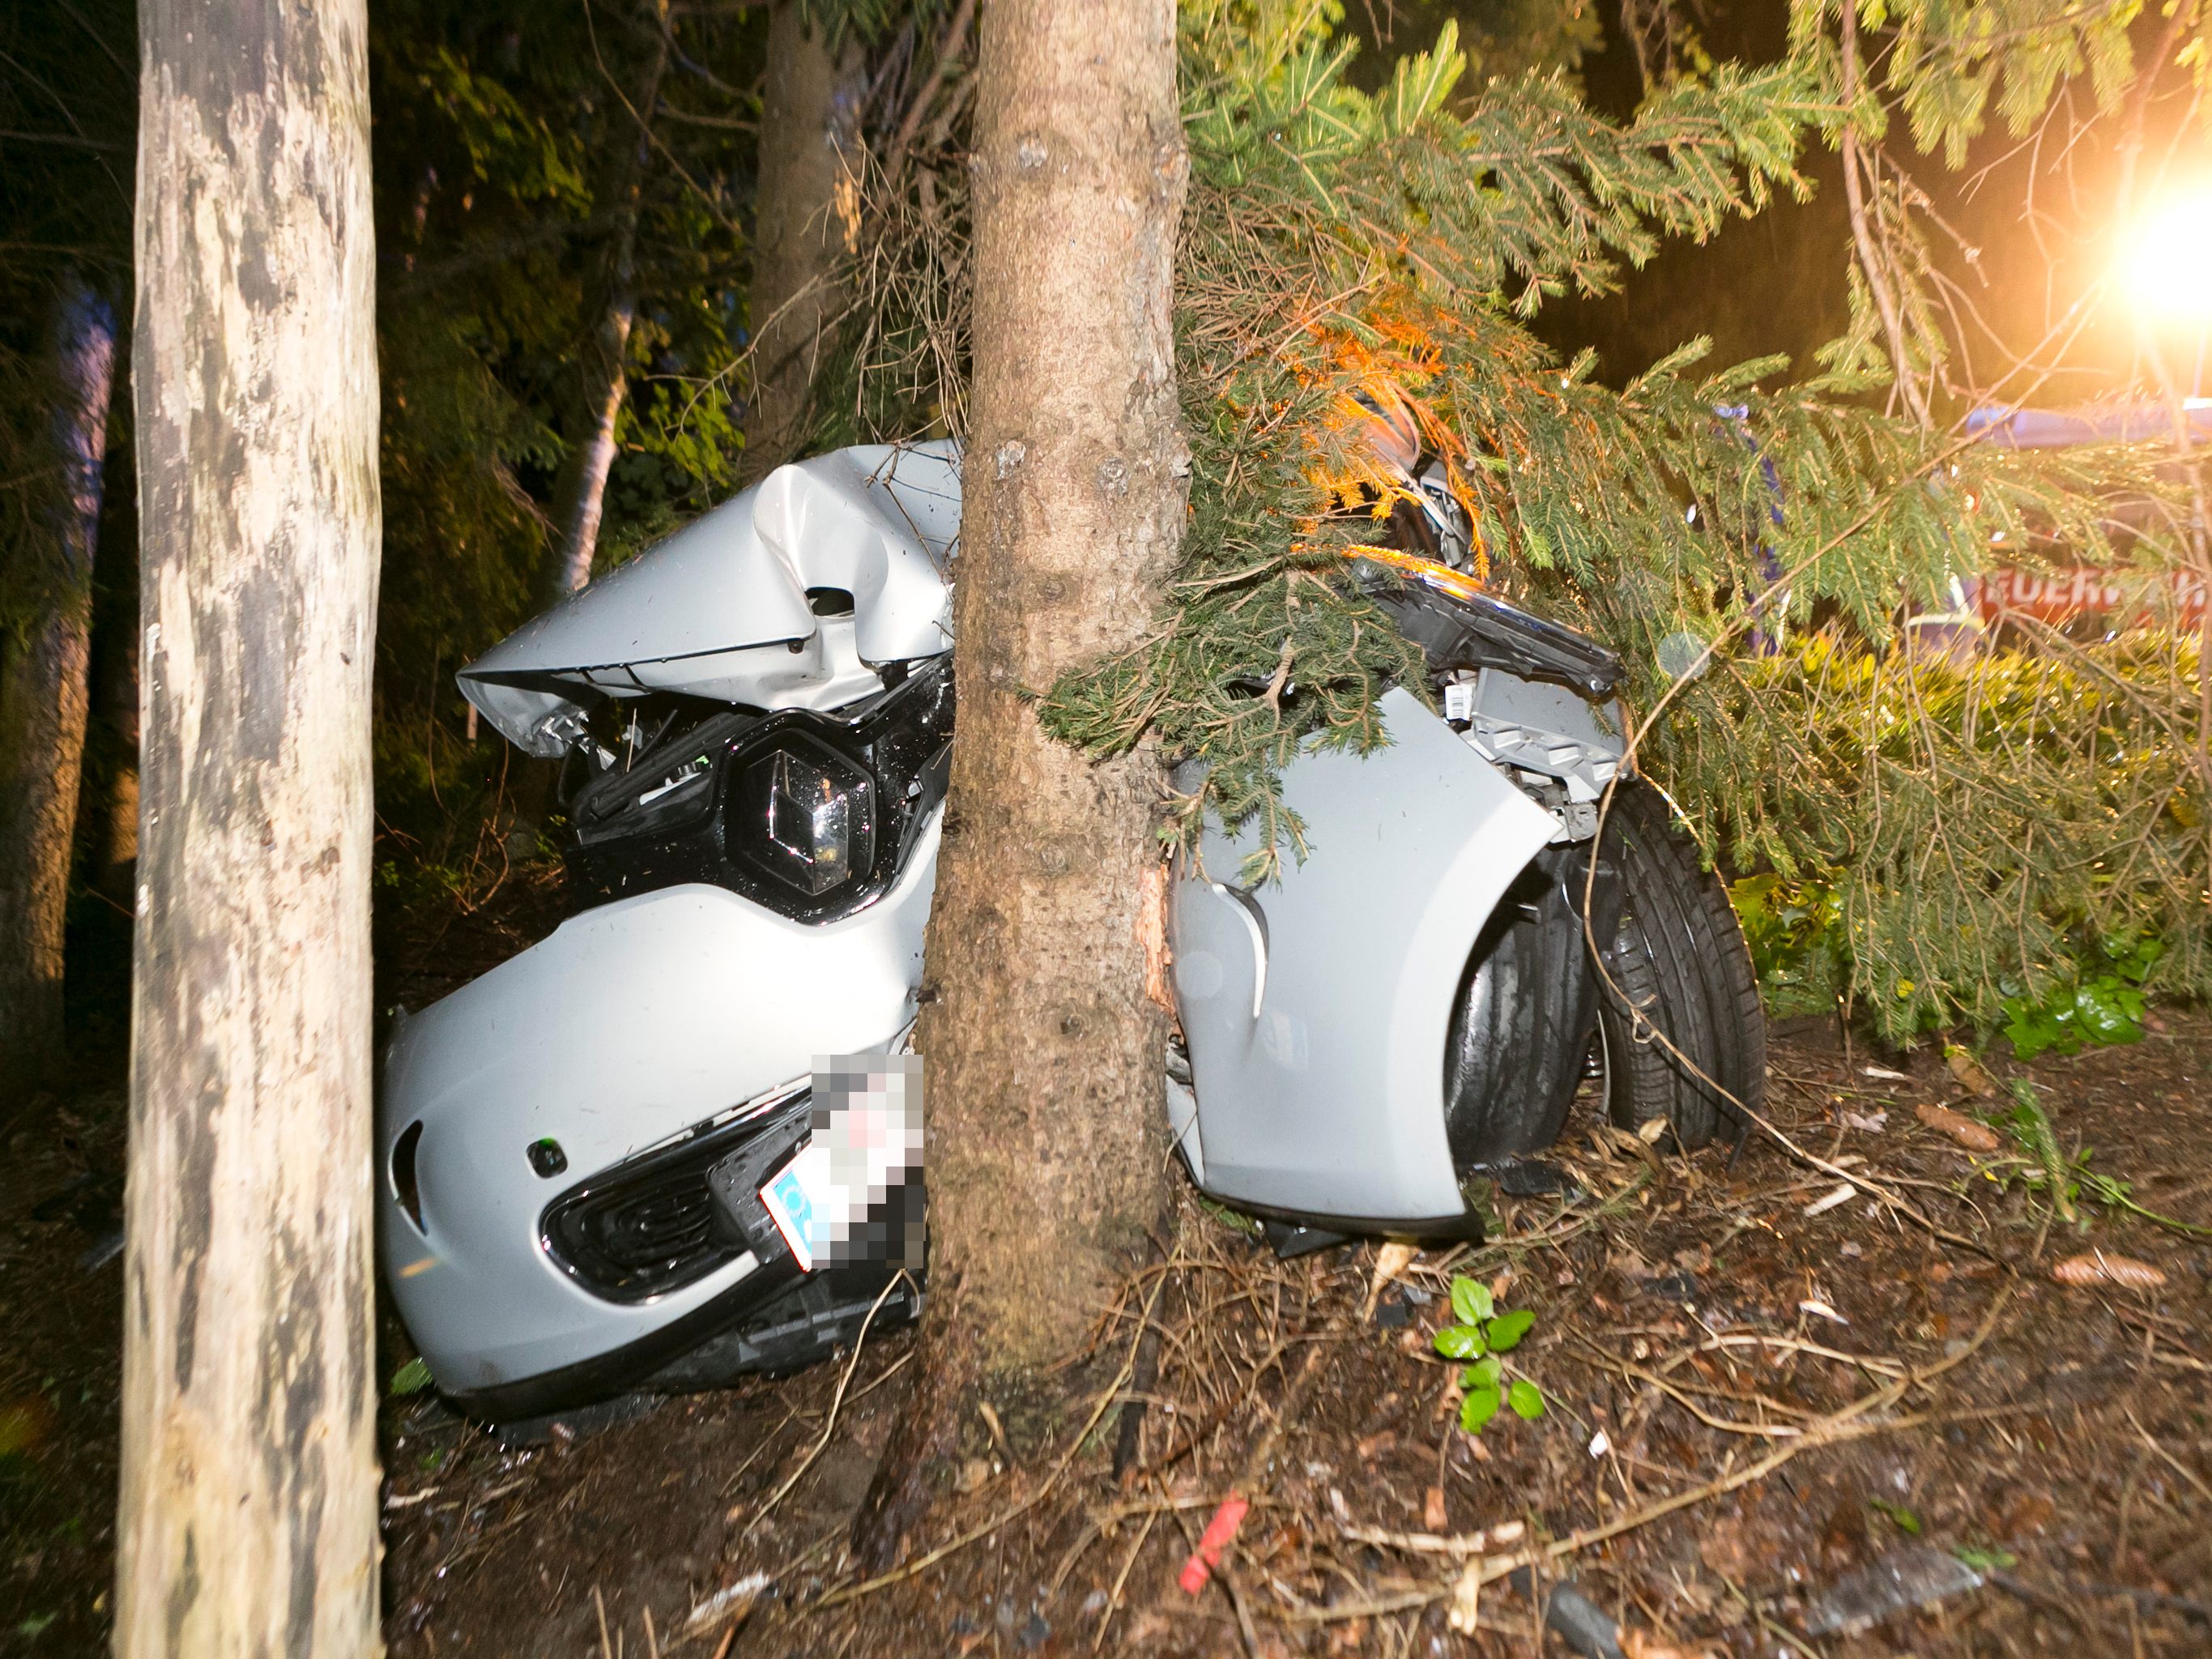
[559,659,952,921]
[736,739,876,897]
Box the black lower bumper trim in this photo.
[442,1254,810,1424]
[1200,1188,1484,1245]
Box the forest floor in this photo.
[4,876,2210,1657]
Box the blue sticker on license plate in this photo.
[761,1149,825,1272]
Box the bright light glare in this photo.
[2122,186,2212,325]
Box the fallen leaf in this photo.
[1423,1484,1448,1530]
[1124,1610,1171,1645]
[388,1357,433,1397]
[1861,1065,1910,1081]
[2052,1252,2166,1290]
[1699,1518,1756,1580]
[1842,1110,1889,1133]
[1916,1102,2001,1153]
[1326,1618,1370,1655]
[1356,1429,1398,1461]
[1996,1488,2055,1539]
[1799,1298,1850,1325]
[1944,1045,1999,1098]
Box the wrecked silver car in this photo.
[377,441,1764,1422]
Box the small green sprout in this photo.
[389,1357,433,1397]
[1869,1498,1921,1535]
[1433,1274,1547,1434]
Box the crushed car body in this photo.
[380,440,1763,1422]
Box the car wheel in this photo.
[1595,780,1765,1149]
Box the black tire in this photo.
[1595,780,1764,1148]
[1443,842,1617,1168]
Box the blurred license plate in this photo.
[761,1144,833,1272]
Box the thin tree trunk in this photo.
[854,0,1186,1568]
[1838,4,1931,429]
[539,5,669,608]
[115,0,382,1652]
[0,274,117,1091]
[738,2,867,486]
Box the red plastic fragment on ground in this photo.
[1177,1495,1250,1593]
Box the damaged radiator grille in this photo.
[540,1094,807,1303]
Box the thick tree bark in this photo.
[539,5,669,608]
[738,2,866,485]
[855,0,1187,1566]
[115,2,382,1653]
[0,274,117,1091]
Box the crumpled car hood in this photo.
[460,441,961,754]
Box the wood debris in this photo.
[2052,1252,2167,1290]
[1943,1044,2000,1098]
[1916,1102,2001,1152]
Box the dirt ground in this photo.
[5,885,2210,1655]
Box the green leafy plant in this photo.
[2001,933,2163,1060]
[1953,1546,2018,1574]
[1433,1276,1546,1434]
[1196,1195,1264,1237]
[1728,871,1846,1017]
[1986,1081,2212,1240]
[388,1357,434,1397]
[2001,975,2147,1060]
[1869,1498,1922,1536]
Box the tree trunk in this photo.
[96,607,142,901]
[1838,3,1931,429]
[0,274,117,1091]
[114,1,382,1653]
[738,2,867,485]
[855,0,1187,1566]
[539,5,669,609]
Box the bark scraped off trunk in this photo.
[0,275,114,1090]
[116,2,383,1653]
[919,0,1187,1370]
[739,2,866,485]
